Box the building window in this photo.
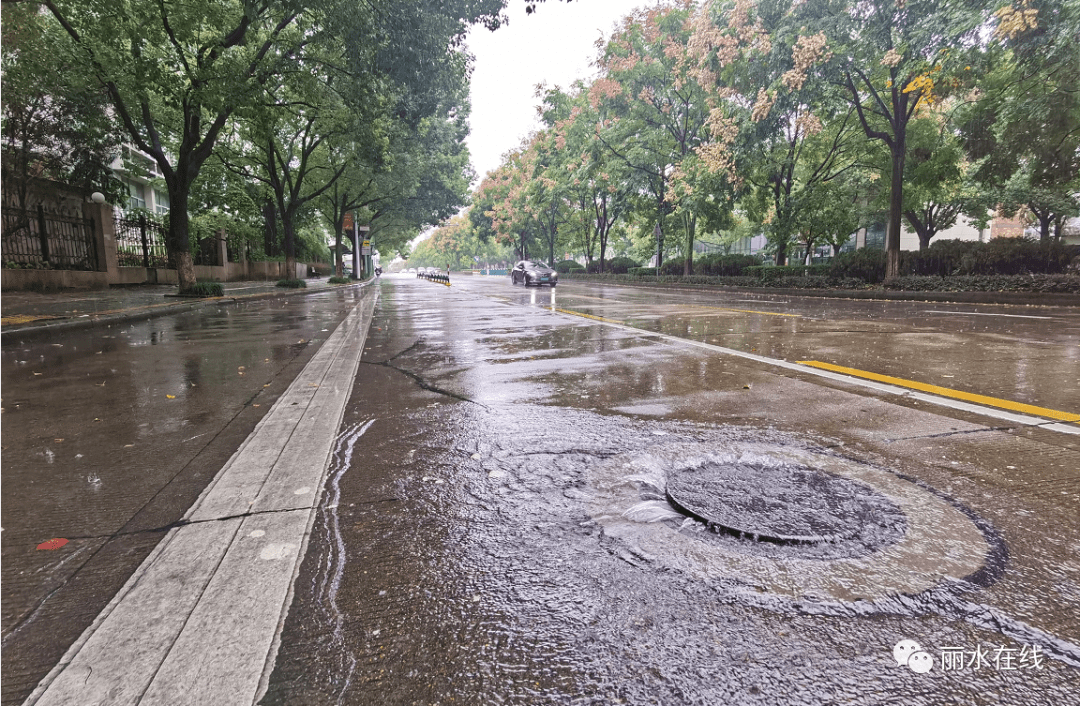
[128,182,146,210]
[154,189,170,215]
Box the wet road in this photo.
[1,286,372,704]
[3,275,1078,704]
[263,275,1079,704]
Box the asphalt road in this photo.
[3,274,1078,705]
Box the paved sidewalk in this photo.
[1,278,368,338]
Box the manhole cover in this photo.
[665,461,905,545]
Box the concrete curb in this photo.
[561,278,1080,308]
[1,279,375,342]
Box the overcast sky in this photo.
[464,0,644,185]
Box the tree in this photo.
[806,0,987,278]
[1,3,124,211]
[893,111,977,251]
[958,0,1080,245]
[593,4,727,273]
[40,0,506,292]
[690,0,864,266]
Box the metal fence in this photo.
[1,204,99,271]
[114,213,170,268]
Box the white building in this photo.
[110,145,170,215]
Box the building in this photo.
[111,145,170,215]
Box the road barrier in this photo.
[418,271,451,286]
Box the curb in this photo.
[561,278,1080,308]
[1,278,376,342]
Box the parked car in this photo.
[511,260,559,287]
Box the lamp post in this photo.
[91,192,106,204]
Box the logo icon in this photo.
[893,639,933,673]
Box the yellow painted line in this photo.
[553,307,626,325]
[2,314,61,326]
[798,361,1080,423]
[687,304,801,318]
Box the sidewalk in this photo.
[1,278,368,339]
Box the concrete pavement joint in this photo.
[362,359,491,410]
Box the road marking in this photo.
[550,306,1080,435]
[797,361,1080,423]
[685,304,801,318]
[924,310,1054,320]
[26,290,380,706]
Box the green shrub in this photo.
[276,278,307,288]
[658,259,687,275]
[182,281,224,297]
[605,256,641,274]
[628,267,658,276]
[327,276,350,284]
[553,260,586,273]
[884,274,1080,293]
[746,264,831,280]
[693,253,761,276]
[828,248,887,282]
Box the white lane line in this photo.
[924,310,1054,320]
[549,308,1080,436]
[26,290,380,706]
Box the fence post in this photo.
[36,204,51,264]
[139,215,151,269]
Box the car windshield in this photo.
[527,261,550,270]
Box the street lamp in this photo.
[90,192,106,204]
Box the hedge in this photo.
[554,260,586,273]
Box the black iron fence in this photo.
[1,204,99,271]
[193,233,221,267]
[114,212,170,268]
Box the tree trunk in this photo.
[885,139,905,280]
[683,213,696,276]
[282,209,297,279]
[774,241,787,266]
[165,179,197,292]
[264,200,278,257]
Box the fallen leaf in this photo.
[54,438,64,443]
[32,372,42,376]
[37,538,68,551]
[96,381,106,386]
[124,444,134,447]
[166,394,176,399]
[252,404,260,408]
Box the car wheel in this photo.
[549,282,557,287]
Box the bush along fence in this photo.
[2,202,313,290]
[558,239,1080,294]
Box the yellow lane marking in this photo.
[798,361,1080,423]
[2,314,61,326]
[686,304,801,318]
[553,308,626,325]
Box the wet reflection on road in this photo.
[263,278,1080,705]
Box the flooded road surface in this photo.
[1,286,372,705]
[263,276,1079,705]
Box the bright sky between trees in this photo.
[465,0,644,184]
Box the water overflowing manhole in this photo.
[665,461,905,546]
[588,440,994,603]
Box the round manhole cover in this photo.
[665,461,904,545]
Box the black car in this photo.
[511,260,559,287]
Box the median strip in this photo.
[797,360,1080,423]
